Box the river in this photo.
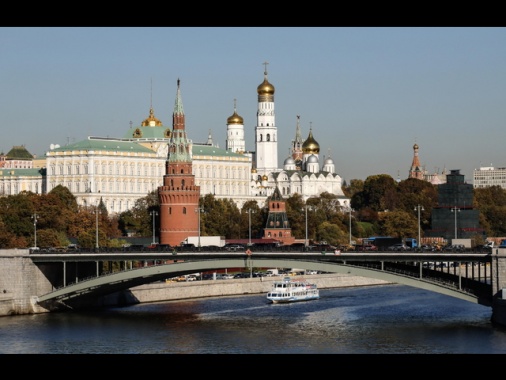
[1,284,506,354]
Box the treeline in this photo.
[1,175,506,249]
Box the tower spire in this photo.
[409,141,424,180]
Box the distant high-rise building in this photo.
[425,169,485,241]
[473,166,506,190]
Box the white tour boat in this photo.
[266,276,319,303]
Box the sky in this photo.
[1,27,505,183]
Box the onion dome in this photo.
[302,128,320,154]
[227,99,244,124]
[257,78,275,95]
[227,111,243,125]
[257,65,275,95]
[413,143,419,150]
[324,157,334,165]
[262,174,268,181]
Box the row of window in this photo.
[49,163,164,176]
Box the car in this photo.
[387,243,409,251]
[179,243,196,251]
[444,244,466,252]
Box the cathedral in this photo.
[225,63,349,207]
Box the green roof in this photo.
[192,144,245,158]
[50,139,155,154]
[0,168,45,177]
[6,145,34,160]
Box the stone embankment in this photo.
[96,274,391,308]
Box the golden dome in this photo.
[227,111,243,124]
[227,99,244,124]
[262,174,268,180]
[413,143,419,150]
[141,107,163,127]
[302,129,320,154]
[257,78,275,95]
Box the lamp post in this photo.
[303,205,314,248]
[414,205,424,250]
[348,207,354,246]
[150,210,158,245]
[31,213,38,248]
[95,204,99,251]
[248,209,255,246]
[195,207,204,248]
[451,207,460,240]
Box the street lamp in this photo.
[303,205,314,248]
[95,204,100,251]
[451,207,460,240]
[247,209,256,246]
[195,207,204,247]
[348,207,354,246]
[31,213,38,248]
[150,211,158,245]
[414,205,424,250]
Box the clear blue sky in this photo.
[1,27,505,182]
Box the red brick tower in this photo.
[263,186,295,245]
[158,79,200,247]
[408,142,424,180]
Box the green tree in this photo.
[285,193,306,240]
[316,221,348,247]
[240,200,262,241]
[379,210,417,239]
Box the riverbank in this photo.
[95,273,392,308]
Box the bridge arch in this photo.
[37,258,481,307]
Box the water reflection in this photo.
[1,285,505,353]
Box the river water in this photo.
[1,284,506,354]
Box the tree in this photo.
[362,174,398,212]
[240,200,262,240]
[317,221,348,247]
[285,193,306,240]
[379,210,417,239]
